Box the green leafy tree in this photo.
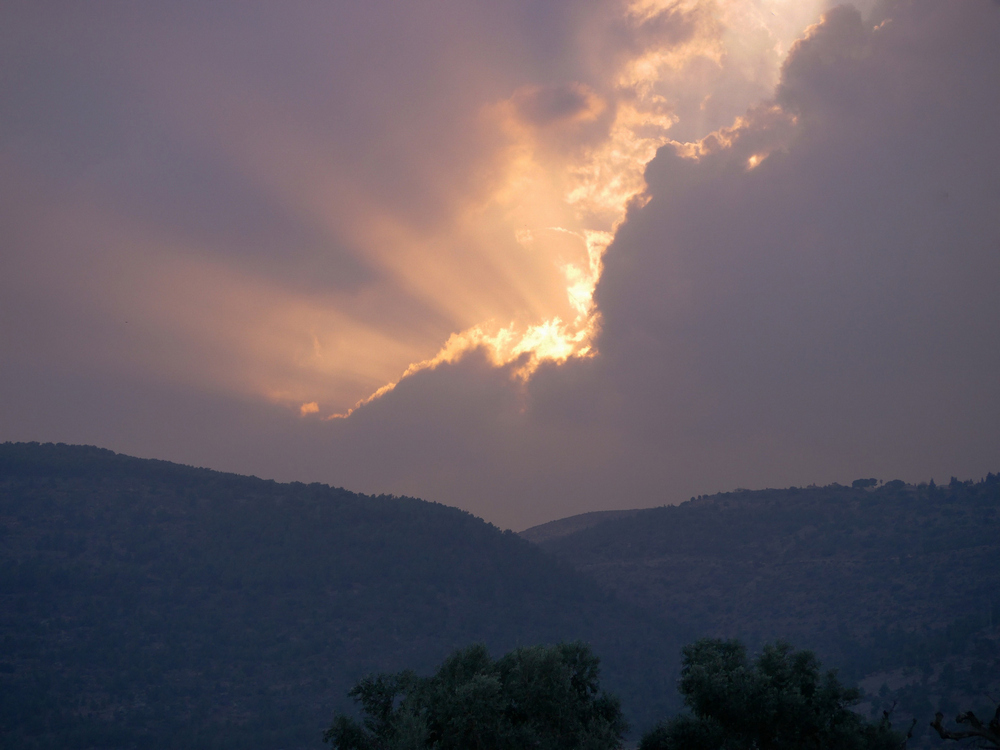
[324,642,627,750]
[640,639,910,750]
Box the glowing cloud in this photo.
[0,1,834,424]
[320,0,830,418]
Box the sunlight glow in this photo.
[291,0,827,418]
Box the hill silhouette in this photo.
[524,478,1000,747]
[0,442,680,749]
[5,442,998,749]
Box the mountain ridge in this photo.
[0,441,681,749]
[4,442,998,749]
[522,477,1000,747]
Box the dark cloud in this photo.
[592,0,1000,504]
[514,84,599,126]
[596,0,1000,441]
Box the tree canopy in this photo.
[324,642,628,750]
[640,639,909,750]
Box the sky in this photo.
[2,0,998,529]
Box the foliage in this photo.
[4,441,997,748]
[640,639,909,750]
[324,642,628,750]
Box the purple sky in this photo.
[2,0,998,529]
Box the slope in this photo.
[525,478,1000,746]
[0,442,680,750]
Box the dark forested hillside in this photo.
[0,443,679,750]
[525,477,1000,747]
[6,444,997,749]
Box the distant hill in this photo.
[518,509,644,544]
[522,478,1000,747]
[0,442,681,750]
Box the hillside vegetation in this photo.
[527,477,1000,746]
[0,443,679,749]
[4,442,997,749]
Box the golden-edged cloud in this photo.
[0,0,832,422]
[6,0,996,529]
[309,0,832,417]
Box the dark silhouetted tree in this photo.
[324,642,627,750]
[640,638,911,750]
[931,705,1000,748]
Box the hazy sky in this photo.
[2,0,998,529]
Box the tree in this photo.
[324,642,628,750]
[931,705,1000,747]
[640,639,911,750]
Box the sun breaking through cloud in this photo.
[4,0,998,529]
[315,0,828,420]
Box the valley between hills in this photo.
[2,442,998,748]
